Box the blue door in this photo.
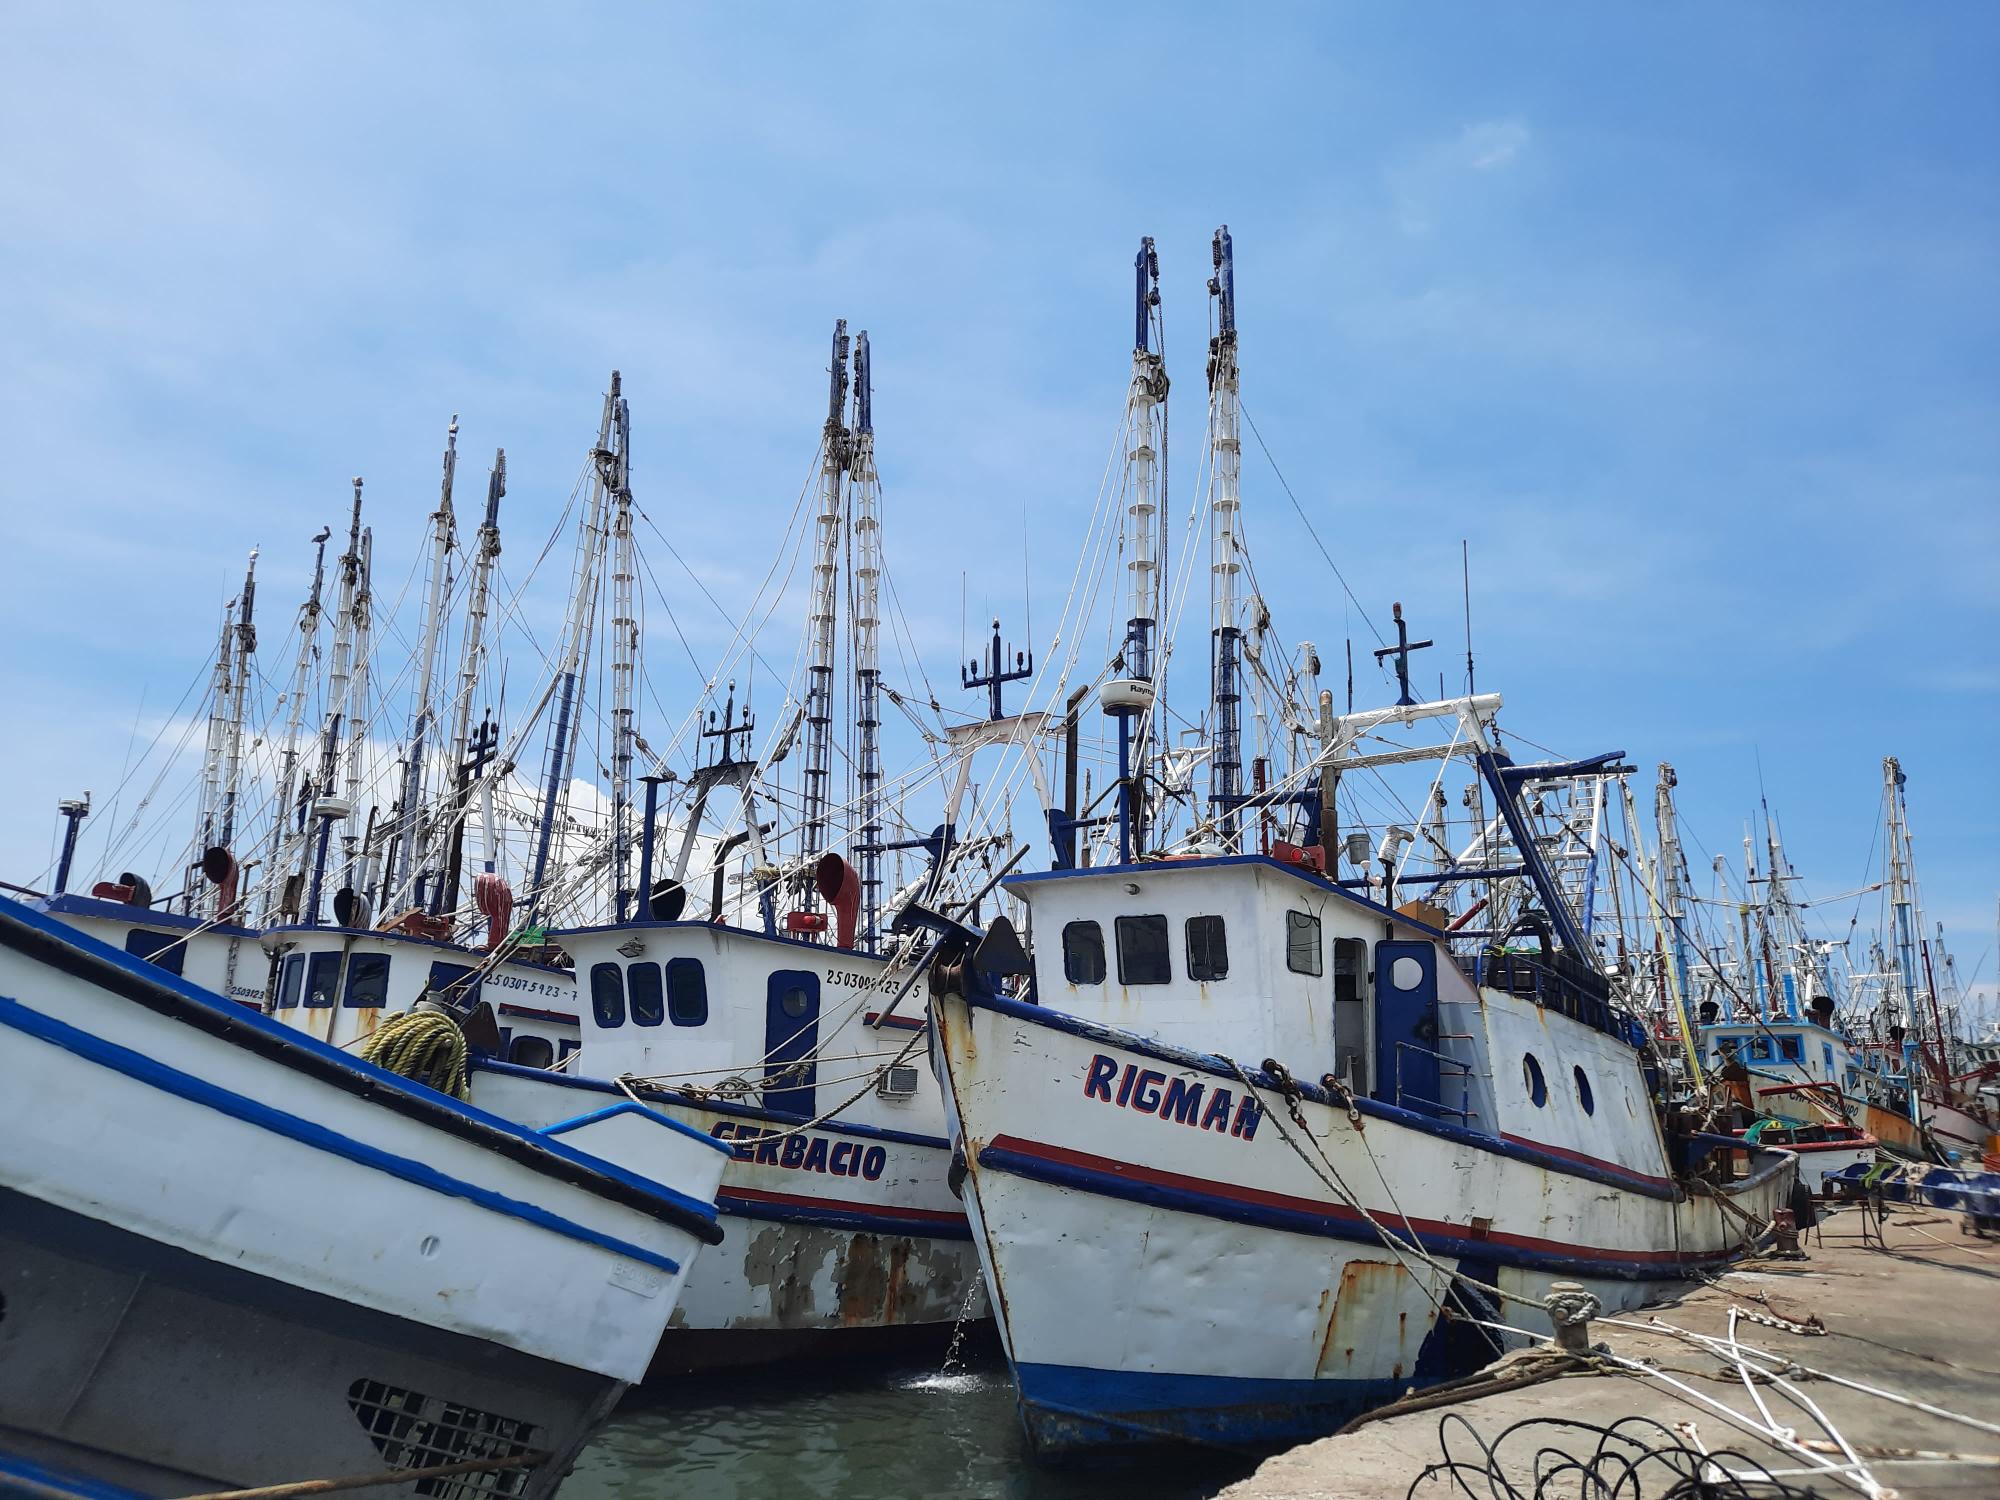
[1374,941,1441,1113]
[764,969,820,1116]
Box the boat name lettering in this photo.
[1081,1052,1262,1139]
[711,1120,887,1179]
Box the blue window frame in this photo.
[628,962,665,1027]
[277,953,305,1009]
[667,957,709,1026]
[1822,1043,1835,1072]
[1778,1035,1803,1062]
[1573,1065,1595,1115]
[558,1038,580,1064]
[344,952,391,1008]
[425,961,482,1009]
[1746,1037,1773,1062]
[124,928,186,977]
[303,951,342,1008]
[590,962,626,1028]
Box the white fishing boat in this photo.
[922,229,1796,1454]
[0,891,727,1494]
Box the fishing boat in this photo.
[463,328,990,1369]
[924,229,1796,1454]
[0,890,726,1494]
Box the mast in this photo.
[305,482,365,925]
[438,450,505,915]
[341,506,375,896]
[215,550,259,855]
[193,590,236,908]
[263,528,330,921]
[1103,238,1167,864]
[849,331,884,946]
[801,320,852,877]
[1207,225,1244,848]
[1884,756,1921,1055]
[527,377,618,919]
[390,417,459,907]
[604,387,637,920]
[1653,764,1696,1027]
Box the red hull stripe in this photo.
[1499,1133,1674,1191]
[718,1185,968,1226]
[987,1133,1692,1266]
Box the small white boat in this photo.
[0,893,727,1495]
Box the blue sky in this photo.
[1,5,1994,993]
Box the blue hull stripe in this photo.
[716,1190,976,1241]
[977,1142,1729,1281]
[1,895,720,1239]
[1012,1361,1408,1451]
[541,1099,735,1156]
[475,1056,951,1151]
[953,989,1772,1204]
[0,990,683,1277]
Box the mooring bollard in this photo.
[1545,1280,1600,1356]
[1771,1206,1803,1258]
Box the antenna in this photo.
[1462,538,1475,696]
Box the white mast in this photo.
[437,449,505,913]
[341,514,375,896]
[263,527,330,922]
[604,388,637,920]
[305,481,364,925]
[849,331,883,944]
[194,592,236,901]
[800,320,852,880]
[1103,239,1167,864]
[215,550,259,855]
[1207,225,1243,848]
[390,416,459,906]
[526,376,618,918]
[1654,764,1695,1023]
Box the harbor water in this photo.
[564,1355,1255,1500]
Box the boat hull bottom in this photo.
[0,1188,617,1498]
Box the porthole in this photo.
[1390,956,1424,991]
[1523,1053,1548,1108]
[781,986,811,1019]
[1574,1065,1595,1115]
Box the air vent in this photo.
[347,1378,541,1499]
[877,1065,920,1099]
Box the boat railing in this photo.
[1466,947,1629,1044]
[1393,1038,1478,1124]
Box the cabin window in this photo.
[304,951,342,1008]
[1523,1052,1548,1107]
[1062,921,1106,985]
[628,962,665,1027]
[1777,1035,1803,1063]
[1115,915,1171,986]
[426,961,482,1009]
[1185,915,1228,982]
[1822,1043,1835,1072]
[558,1038,580,1065]
[123,928,186,977]
[667,957,709,1026]
[1574,1065,1595,1115]
[1333,938,1368,1089]
[343,952,391,1008]
[1285,910,1323,976]
[509,1035,556,1069]
[1746,1037,1773,1062]
[277,953,305,1009]
[590,962,626,1028]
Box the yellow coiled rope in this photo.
[359,1006,470,1101]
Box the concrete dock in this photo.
[1220,1208,2000,1498]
